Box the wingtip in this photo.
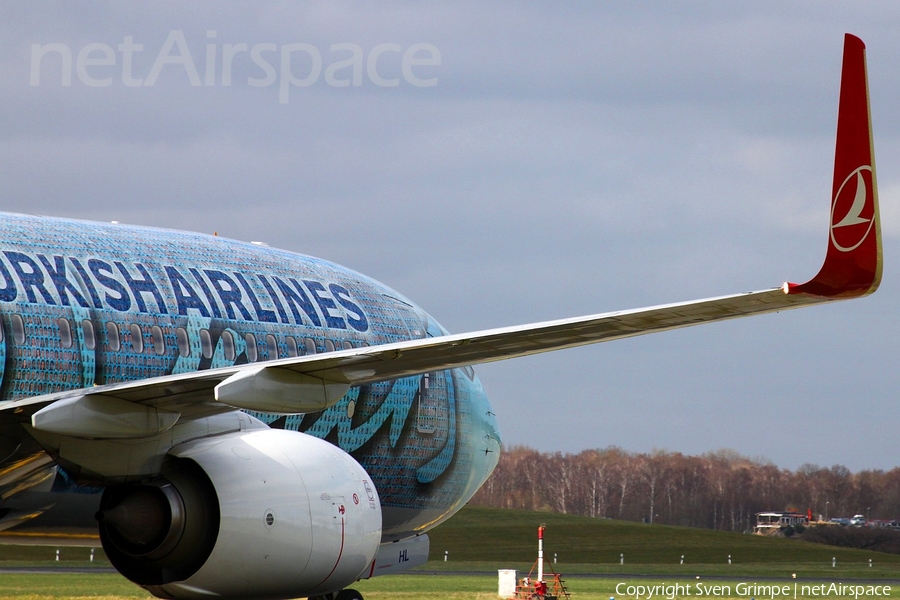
[845,32,865,51]
[789,34,881,300]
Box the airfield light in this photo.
[517,525,570,598]
[537,525,545,585]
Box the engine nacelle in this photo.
[97,429,382,600]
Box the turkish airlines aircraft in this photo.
[0,34,880,600]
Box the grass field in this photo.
[0,573,895,600]
[0,573,150,599]
[354,575,900,600]
[2,506,900,599]
[426,507,900,566]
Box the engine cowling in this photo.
[97,429,382,600]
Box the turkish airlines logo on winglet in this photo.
[831,165,874,253]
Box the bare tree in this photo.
[470,445,896,532]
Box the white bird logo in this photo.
[831,166,874,252]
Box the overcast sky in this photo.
[2,2,900,471]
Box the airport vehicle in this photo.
[754,512,810,536]
[0,34,880,600]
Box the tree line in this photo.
[469,446,900,532]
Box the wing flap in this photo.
[301,287,817,386]
[0,286,850,429]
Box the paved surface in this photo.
[4,566,900,586]
[0,566,117,574]
[416,570,900,584]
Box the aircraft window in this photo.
[265,334,278,360]
[106,322,120,351]
[360,341,369,347]
[82,320,96,350]
[342,340,353,351]
[286,336,298,358]
[0,321,4,342]
[304,338,316,355]
[11,314,24,345]
[130,324,143,353]
[245,333,258,362]
[175,327,190,357]
[151,326,165,356]
[200,329,212,359]
[58,318,73,349]
[324,339,335,353]
[222,331,235,361]
[463,365,476,380]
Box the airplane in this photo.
[0,33,880,600]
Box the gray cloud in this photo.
[2,2,900,470]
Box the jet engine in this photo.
[96,429,382,600]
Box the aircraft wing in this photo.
[6,34,880,439]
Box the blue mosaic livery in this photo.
[0,213,500,539]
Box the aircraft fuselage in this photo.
[0,212,500,539]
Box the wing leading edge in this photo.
[14,33,880,435]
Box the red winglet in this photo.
[788,34,881,299]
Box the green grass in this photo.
[0,573,895,600]
[0,573,150,599]
[425,506,900,567]
[0,507,892,571]
[0,547,107,566]
[355,575,900,600]
[419,560,900,579]
[2,506,900,599]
